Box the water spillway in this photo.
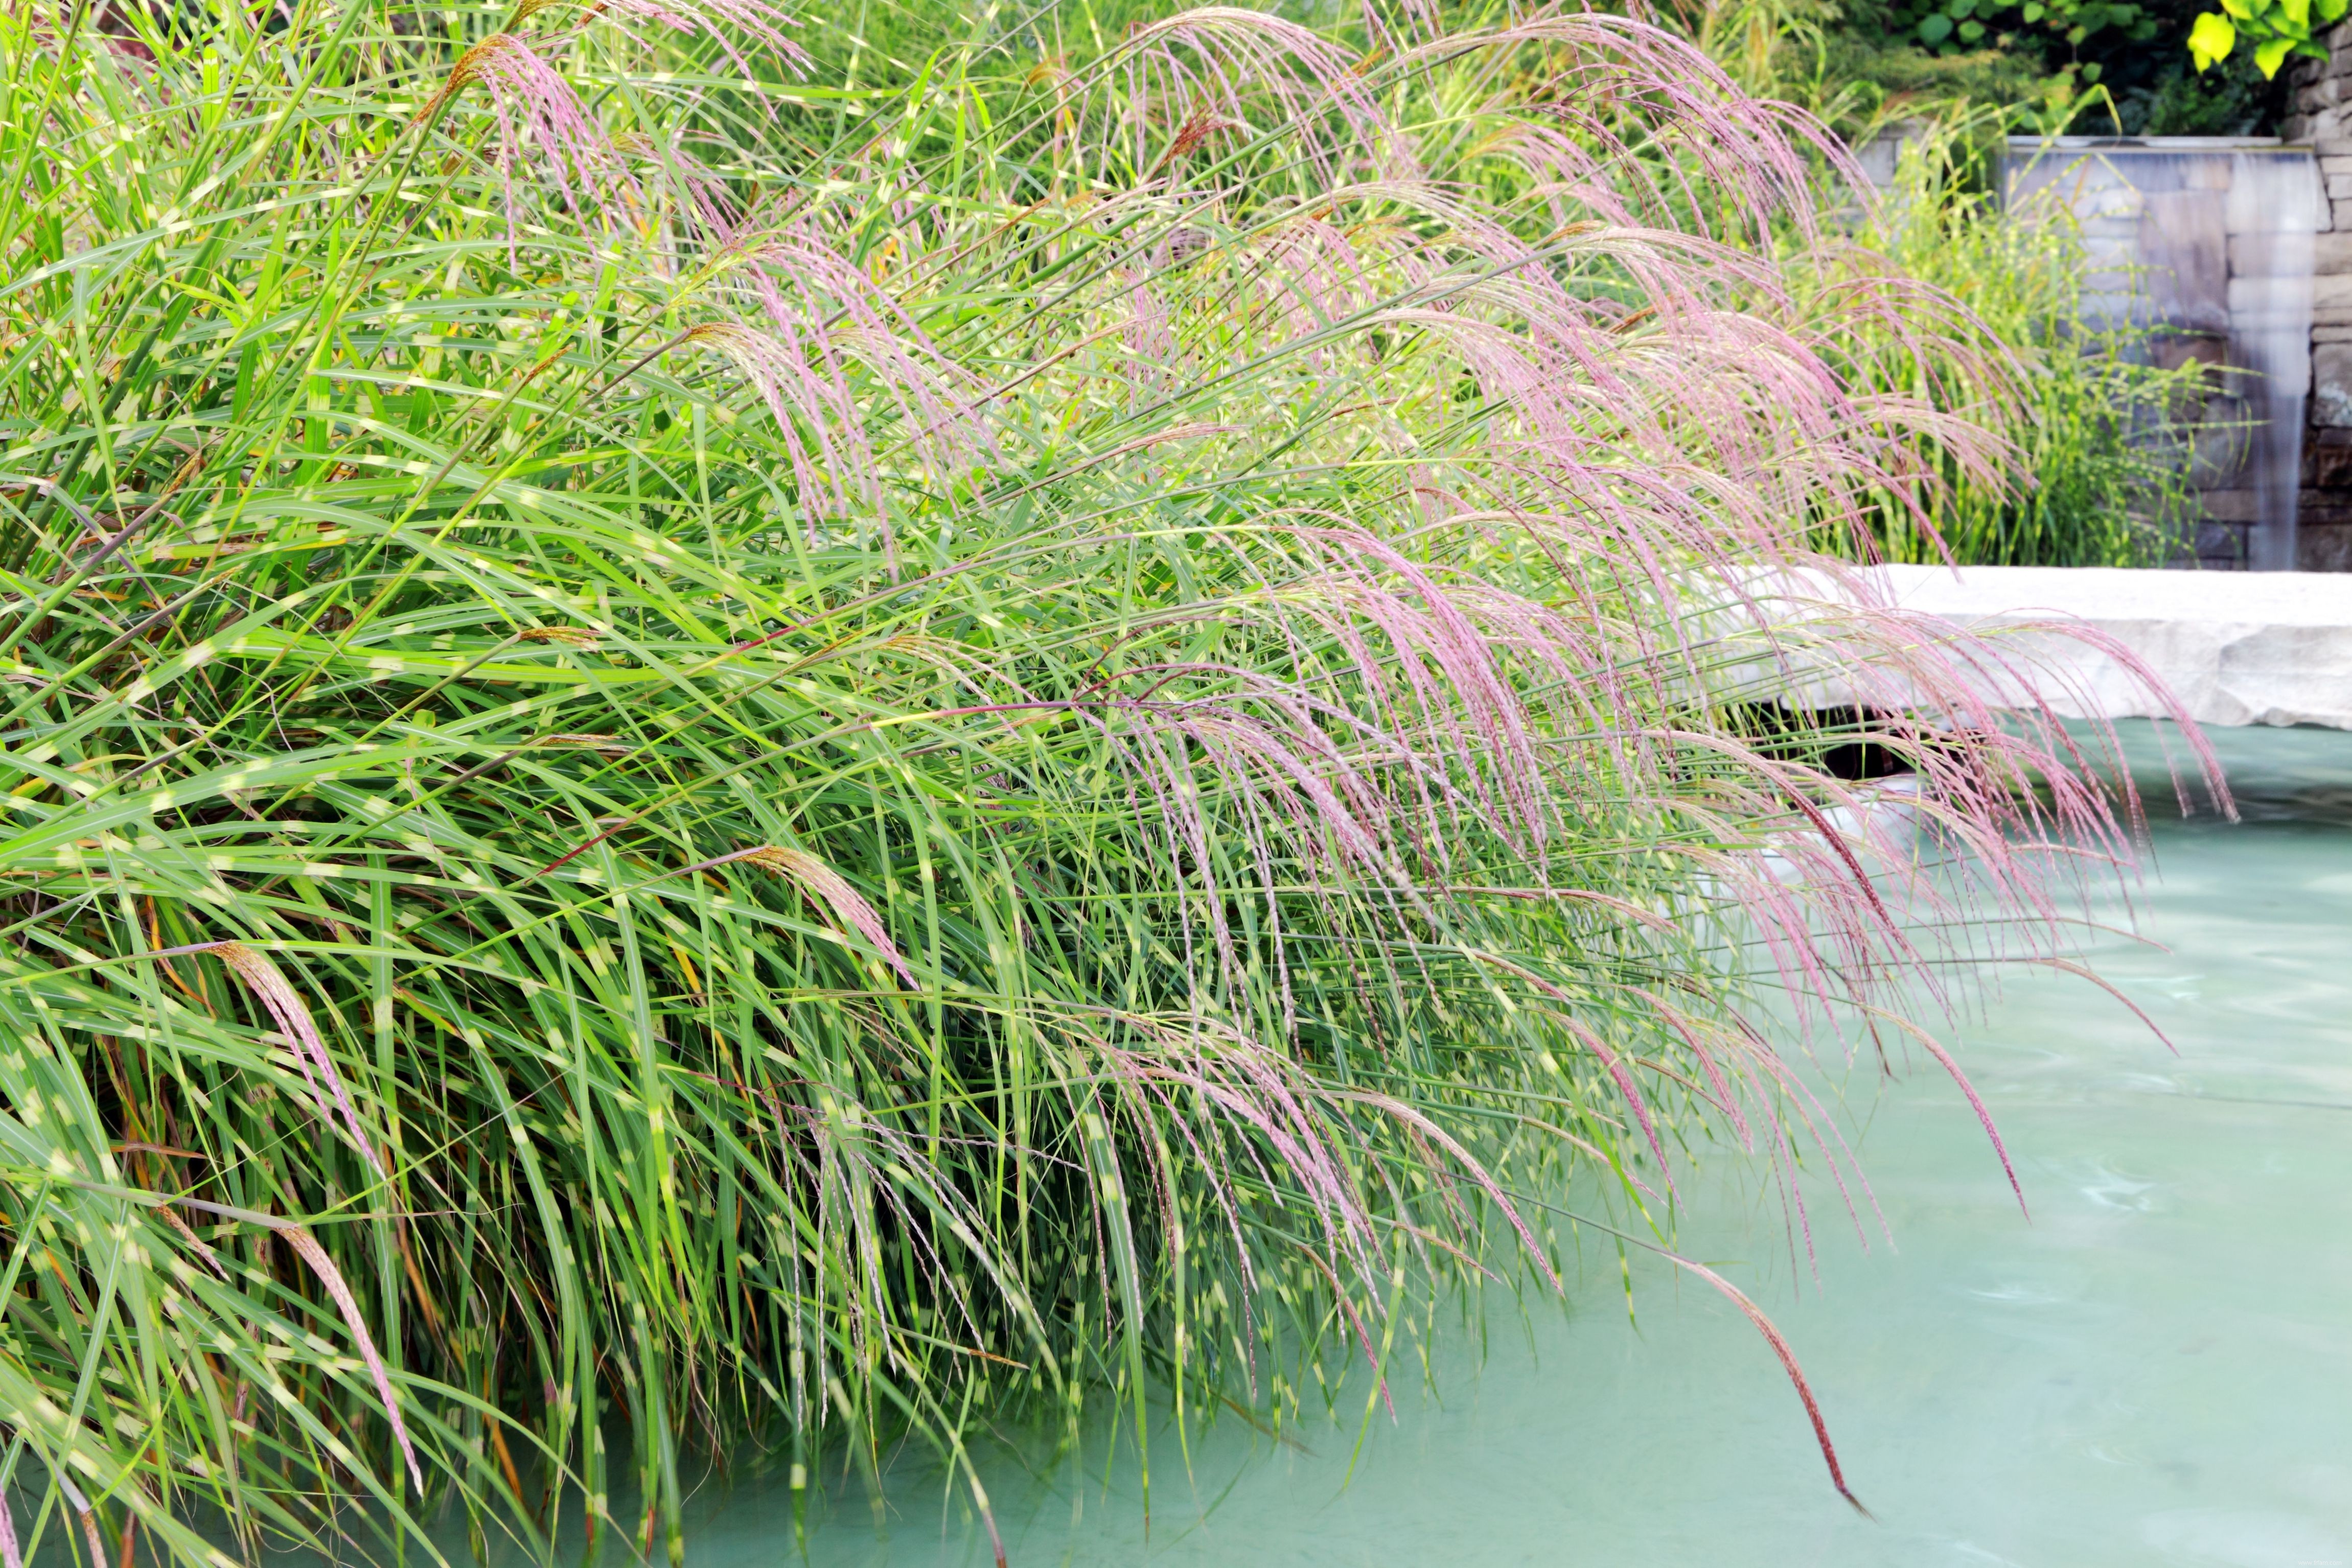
[2002,137,2323,570]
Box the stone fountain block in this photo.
[2305,428,2352,486]
[2299,486,2352,527]
[2238,232,2352,273]
[1861,567,2352,729]
[2228,273,2315,325]
[2231,236,2293,275]
[2192,393,2254,486]
[2229,172,2314,233]
[2315,343,2352,425]
[2154,332,2229,375]
[2147,192,2228,330]
[2200,488,2262,521]
[2299,523,2352,570]
[2000,136,2321,568]
[2310,272,2352,325]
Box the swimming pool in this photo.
[716,722,2352,1567]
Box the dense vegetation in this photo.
[1679,2,2227,569]
[1827,112,2212,565]
[1736,0,2291,136]
[0,2,2209,1565]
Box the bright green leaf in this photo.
[2256,32,2297,71]
[2188,6,2238,63]
[1918,11,1954,39]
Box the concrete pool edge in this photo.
[1862,564,2352,730]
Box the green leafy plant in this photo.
[2188,0,2347,77]
[0,3,2202,1564]
[1904,0,2154,57]
[2008,60,2128,132]
[1712,0,2291,141]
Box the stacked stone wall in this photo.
[1867,127,2338,566]
[2280,41,2352,566]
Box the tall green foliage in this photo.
[1825,118,2213,565]
[0,4,2192,1565]
[1717,0,2291,139]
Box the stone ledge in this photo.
[1864,565,2352,729]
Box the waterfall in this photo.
[2002,137,2323,571]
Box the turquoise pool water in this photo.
[711,722,2352,1567]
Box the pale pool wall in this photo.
[1869,564,2352,729]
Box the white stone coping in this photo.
[1863,564,2352,729]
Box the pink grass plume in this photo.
[205,942,387,1181]
[676,845,920,987]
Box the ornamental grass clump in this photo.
[0,1,2210,1563]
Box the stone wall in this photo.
[1872,131,2338,567]
[2282,41,2352,567]
[2000,139,2318,569]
